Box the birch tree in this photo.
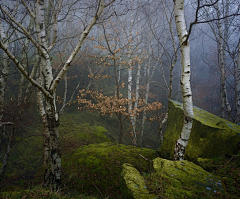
[173,0,194,160]
[0,0,114,190]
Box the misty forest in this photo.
[0,0,240,198]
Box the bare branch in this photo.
[0,5,47,59]
[21,0,35,19]
[51,0,106,92]
[0,39,52,99]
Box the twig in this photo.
[139,153,149,161]
[92,183,104,199]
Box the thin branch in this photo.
[21,0,35,18]
[51,0,106,93]
[185,0,240,44]
[105,0,116,7]
[0,39,53,99]
[0,5,47,59]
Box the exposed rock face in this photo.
[120,158,224,198]
[153,158,224,197]
[120,163,157,199]
[161,100,240,161]
[63,142,158,198]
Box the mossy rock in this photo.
[161,100,240,161]
[63,142,158,198]
[146,158,224,198]
[120,163,157,199]
[60,123,110,153]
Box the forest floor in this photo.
[0,111,239,198]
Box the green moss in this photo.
[0,189,63,199]
[197,153,240,198]
[0,187,98,199]
[60,123,110,155]
[60,111,120,142]
[161,100,240,161]
[120,163,157,199]
[6,136,43,179]
[144,158,224,198]
[63,142,158,198]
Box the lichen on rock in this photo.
[120,163,157,199]
[161,100,240,161]
[153,157,224,196]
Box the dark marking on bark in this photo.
[174,140,185,160]
[184,115,193,123]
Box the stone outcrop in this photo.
[120,163,157,199]
[120,158,224,199]
[160,100,240,161]
[63,142,158,198]
[152,158,224,198]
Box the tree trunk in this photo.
[173,0,194,161]
[236,39,240,124]
[0,122,15,182]
[118,113,124,144]
[0,19,9,122]
[37,86,61,190]
[0,0,107,190]
[139,61,150,146]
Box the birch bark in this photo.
[173,0,194,160]
[218,1,232,120]
[131,13,141,146]
[126,0,135,144]
[0,0,107,190]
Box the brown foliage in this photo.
[77,89,162,120]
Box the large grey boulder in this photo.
[160,100,240,161]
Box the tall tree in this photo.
[173,0,194,160]
[0,0,114,190]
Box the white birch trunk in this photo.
[219,18,226,118]
[0,0,107,190]
[127,0,135,144]
[173,0,194,161]
[34,0,60,190]
[139,69,149,146]
[131,13,142,145]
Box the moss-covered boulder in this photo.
[161,100,240,161]
[63,142,158,198]
[60,123,110,155]
[155,158,223,192]
[146,158,224,198]
[120,163,157,199]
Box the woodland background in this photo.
[0,0,240,198]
